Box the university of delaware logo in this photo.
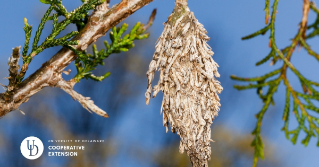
[20,136,44,160]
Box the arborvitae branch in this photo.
[0,0,154,117]
[241,25,270,40]
[32,6,54,52]
[22,18,32,58]
[264,0,270,24]
[73,21,151,82]
[231,68,281,82]
[255,49,274,66]
[16,0,106,85]
[232,0,319,166]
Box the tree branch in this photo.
[56,79,109,118]
[0,0,153,117]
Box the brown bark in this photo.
[0,0,153,117]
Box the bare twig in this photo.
[301,0,310,38]
[17,108,25,115]
[0,0,153,117]
[281,0,310,76]
[7,46,21,92]
[0,83,6,91]
[143,9,156,30]
[56,79,109,117]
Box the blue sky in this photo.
[0,0,318,167]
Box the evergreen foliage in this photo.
[70,22,150,82]
[231,1,319,166]
[17,0,107,85]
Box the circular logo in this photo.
[20,136,44,160]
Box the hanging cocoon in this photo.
[145,1,223,166]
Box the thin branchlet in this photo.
[231,0,319,166]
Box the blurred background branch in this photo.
[231,0,319,166]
